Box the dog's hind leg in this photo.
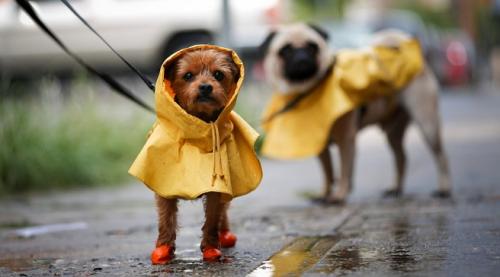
[381,107,410,197]
[318,146,335,201]
[415,115,451,198]
[402,68,452,198]
[218,202,237,248]
[219,202,231,232]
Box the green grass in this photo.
[0,78,152,195]
[0,73,269,196]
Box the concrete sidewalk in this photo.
[246,196,500,276]
[1,90,499,276]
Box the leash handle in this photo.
[15,0,155,113]
[59,0,155,92]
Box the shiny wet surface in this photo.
[1,90,500,275]
[307,197,500,276]
[242,196,500,276]
[249,236,340,276]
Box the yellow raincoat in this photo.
[129,45,262,201]
[261,39,424,159]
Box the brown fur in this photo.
[156,48,240,251]
[166,49,239,122]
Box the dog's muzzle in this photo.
[283,50,319,82]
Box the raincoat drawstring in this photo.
[210,122,225,185]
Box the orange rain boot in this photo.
[151,245,174,265]
[219,230,237,248]
[202,246,222,261]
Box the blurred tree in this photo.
[396,1,457,29]
[477,1,500,54]
[291,0,348,21]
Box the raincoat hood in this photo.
[129,45,262,201]
[261,39,424,159]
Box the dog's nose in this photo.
[199,83,213,95]
[293,49,313,64]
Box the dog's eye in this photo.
[306,41,319,53]
[213,70,224,81]
[183,72,193,81]
[279,44,293,57]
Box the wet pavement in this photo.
[309,197,500,276]
[1,86,500,276]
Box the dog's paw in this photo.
[432,190,451,199]
[151,245,175,265]
[383,189,402,198]
[309,196,329,205]
[219,230,237,248]
[202,246,222,262]
[324,196,346,206]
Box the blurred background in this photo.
[0,0,499,195]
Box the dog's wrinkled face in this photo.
[278,40,320,82]
[166,49,239,122]
[262,23,332,94]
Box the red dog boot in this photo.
[151,245,174,265]
[202,246,222,262]
[219,230,237,248]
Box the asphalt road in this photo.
[1,85,499,276]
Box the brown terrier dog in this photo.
[153,48,240,263]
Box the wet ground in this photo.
[1,86,500,276]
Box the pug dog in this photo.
[261,23,451,203]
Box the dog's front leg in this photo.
[317,146,335,201]
[201,192,225,260]
[155,195,178,247]
[151,194,178,264]
[331,137,355,204]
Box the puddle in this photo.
[105,224,154,236]
[248,236,339,276]
[312,214,449,275]
[13,222,88,238]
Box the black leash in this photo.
[59,0,155,92]
[261,91,310,125]
[15,0,155,113]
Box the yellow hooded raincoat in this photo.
[129,45,262,201]
[261,39,424,159]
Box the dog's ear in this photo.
[164,61,177,83]
[226,56,240,82]
[259,31,277,58]
[307,23,329,41]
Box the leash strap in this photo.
[59,0,155,92]
[261,92,309,124]
[15,0,155,113]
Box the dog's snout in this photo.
[295,49,311,60]
[293,49,313,64]
[199,83,213,95]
